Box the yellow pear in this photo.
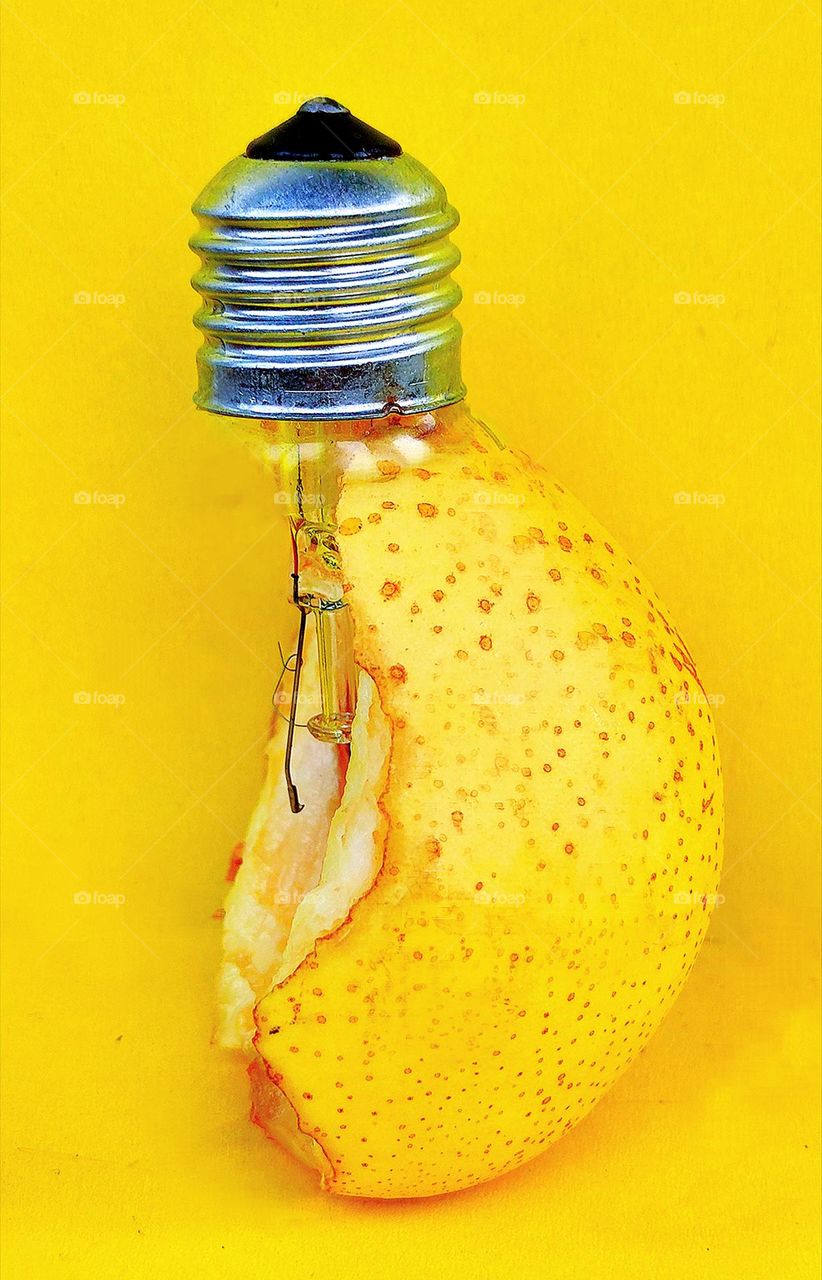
[219,413,723,1198]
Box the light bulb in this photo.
[191,98,724,1199]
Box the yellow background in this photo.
[1,0,820,1275]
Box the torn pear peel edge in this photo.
[250,665,396,1192]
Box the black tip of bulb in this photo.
[245,97,403,162]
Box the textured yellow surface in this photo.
[250,412,723,1197]
[1,0,819,1273]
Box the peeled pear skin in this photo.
[248,427,723,1199]
[218,656,346,1053]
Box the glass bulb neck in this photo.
[247,401,491,811]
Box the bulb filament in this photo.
[282,514,356,813]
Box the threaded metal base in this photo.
[191,143,464,421]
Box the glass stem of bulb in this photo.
[274,425,359,810]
